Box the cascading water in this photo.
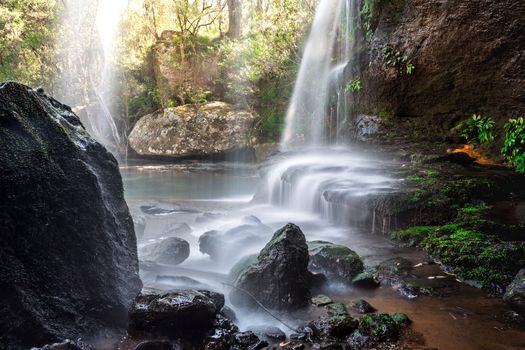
[281,0,357,149]
[57,0,127,151]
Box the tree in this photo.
[226,0,241,38]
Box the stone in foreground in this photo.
[230,223,311,310]
[129,288,224,339]
[0,82,141,349]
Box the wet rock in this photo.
[351,272,380,288]
[503,310,524,325]
[504,268,525,316]
[351,300,375,314]
[132,339,176,350]
[128,102,256,158]
[397,283,419,300]
[282,342,305,350]
[312,295,333,307]
[199,221,272,261]
[307,241,364,283]
[358,313,399,341]
[129,288,224,338]
[0,82,141,349]
[139,237,190,265]
[391,312,411,326]
[163,222,192,236]
[229,254,258,280]
[40,340,90,350]
[310,272,329,290]
[354,115,385,142]
[230,223,311,310]
[309,303,358,339]
[220,306,238,323]
[376,257,413,280]
[232,331,264,349]
[346,330,374,349]
[247,325,286,342]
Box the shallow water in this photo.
[121,157,525,350]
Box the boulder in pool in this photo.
[0,82,141,349]
[199,220,272,261]
[129,288,224,338]
[139,237,190,265]
[307,241,364,283]
[128,102,256,158]
[230,223,311,310]
[504,268,525,316]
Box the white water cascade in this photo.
[281,0,357,149]
[57,0,128,151]
[265,0,398,231]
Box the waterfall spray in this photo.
[57,0,128,151]
[281,0,357,149]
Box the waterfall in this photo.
[57,0,128,151]
[262,0,398,231]
[281,0,357,150]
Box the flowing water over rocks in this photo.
[120,155,525,350]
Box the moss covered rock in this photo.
[230,223,310,310]
[307,240,364,283]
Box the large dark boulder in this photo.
[504,268,525,317]
[0,82,141,349]
[129,288,224,339]
[230,223,311,310]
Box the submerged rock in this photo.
[0,82,141,349]
[129,288,224,338]
[230,223,311,310]
[504,268,525,316]
[163,222,192,236]
[139,237,190,265]
[199,221,272,261]
[307,241,364,283]
[351,299,375,314]
[129,102,256,158]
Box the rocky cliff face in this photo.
[356,0,525,136]
[0,82,141,349]
[129,101,256,158]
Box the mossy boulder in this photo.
[309,303,358,339]
[307,241,364,283]
[504,269,525,316]
[129,102,256,158]
[230,223,310,310]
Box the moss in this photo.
[326,303,348,317]
[358,313,398,340]
[391,312,411,325]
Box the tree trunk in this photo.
[226,0,242,39]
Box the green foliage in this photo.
[382,46,415,75]
[344,78,362,94]
[461,114,495,145]
[392,204,524,287]
[360,0,380,41]
[166,99,175,108]
[501,117,525,173]
[0,0,60,87]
